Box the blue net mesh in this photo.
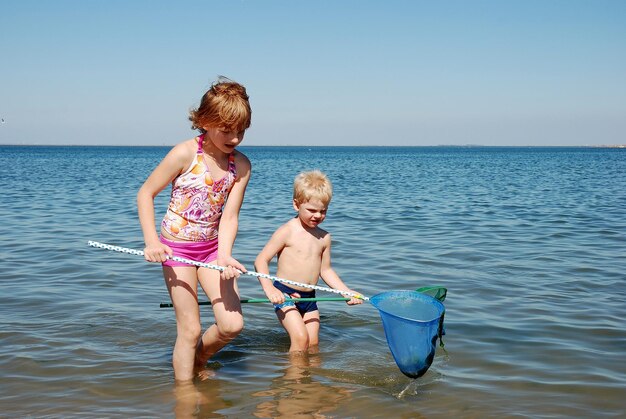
[370,291,445,378]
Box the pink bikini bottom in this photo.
[160,236,219,267]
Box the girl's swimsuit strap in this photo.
[196,134,204,154]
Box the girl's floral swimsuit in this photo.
[161,134,237,242]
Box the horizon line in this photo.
[1,143,625,148]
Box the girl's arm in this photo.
[319,234,363,305]
[217,152,251,279]
[254,226,290,304]
[137,142,190,262]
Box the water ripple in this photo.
[1,146,625,417]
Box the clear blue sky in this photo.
[1,0,625,146]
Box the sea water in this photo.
[0,145,624,417]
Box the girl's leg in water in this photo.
[195,267,244,368]
[164,265,202,381]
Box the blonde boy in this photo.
[255,170,362,352]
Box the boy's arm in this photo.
[254,226,289,304]
[319,234,363,305]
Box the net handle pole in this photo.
[160,291,446,308]
[87,241,369,300]
[159,297,350,308]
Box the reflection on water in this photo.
[174,376,229,419]
[252,352,352,418]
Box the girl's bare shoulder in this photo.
[165,138,198,167]
[169,137,199,155]
[233,149,251,171]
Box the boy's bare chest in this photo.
[285,231,325,259]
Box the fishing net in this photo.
[416,286,447,303]
[370,290,445,378]
[86,242,450,378]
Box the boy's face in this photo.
[293,199,328,228]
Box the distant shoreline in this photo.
[1,144,625,148]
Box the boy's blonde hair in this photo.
[189,76,252,133]
[293,170,333,206]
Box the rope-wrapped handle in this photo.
[87,241,369,300]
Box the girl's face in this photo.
[204,126,245,154]
[293,199,328,228]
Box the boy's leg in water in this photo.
[277,307,310,352]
